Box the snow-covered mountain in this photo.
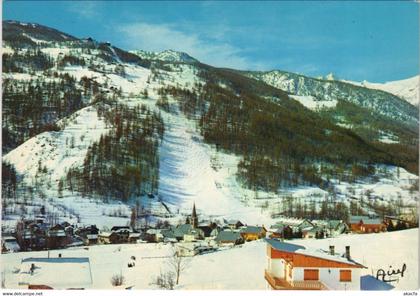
[344,76,419,107]
[130,49,198,64]
[244,70,418,126]
[2,20,418,231]
[317,72,338,81]
[3,20,77,43]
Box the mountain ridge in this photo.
[343,75,419,107]
[130,49,198,64]
[2,20,418,228]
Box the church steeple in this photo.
[192,202,198,228]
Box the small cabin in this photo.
[83,234,98,246]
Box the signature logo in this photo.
[376,263,406,283]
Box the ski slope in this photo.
[157,105,272,225]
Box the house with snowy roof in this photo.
[209,226,221,239]
[223,219,244,230]
[309,220,348,238]
[98,227,139,244]
[270,217,315,239]
[98,232,118,244]
[269,225,293,239]
[326,220,348,236]
[176,242,215,257]
[197,224,213,237]
[265,239,366,290]
[240,226,267,241]
[271,217,314,233]
[144,229,164,242]
[1,235,20,253]
[214,230,244,246]
[18,257,92,289]
[349,216,386,233]
[303,225,326,239]
[183,228,205,242]
[160,224,204,242]
[45,228,68,249]
[83,234,98,245]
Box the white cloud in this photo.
[67,2,100,19]
[116,22,268,70]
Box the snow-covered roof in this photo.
[146,229,162,235]
[304,226,323,233]
[19,257,92,289]
[165,224,194,238]
[47,230,66,237]
[177,242,200,251]
[272,217,313,228]
[111,226,131,231]
[224,219,243,225]
[3,241,20,252]
[362,219,383,225]
[240,226,266,234]
[300,226,314,232]
[266,239,305,253]
[311,219,344,229]
[98,232,112,237]
[266,239,365,268]
[215,231,242,242]
[349,216,367,223]
[350,216,383,225]
[2,236,17,242]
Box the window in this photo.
[304,269,319,281]
[340,270,352,282]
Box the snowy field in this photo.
[289,95,337,110]
[1,229,418,290]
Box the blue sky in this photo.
[3,1,419,82]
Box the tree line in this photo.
[65,103,165,201]
[156,65,417,193]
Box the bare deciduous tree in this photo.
[167,248,189,285]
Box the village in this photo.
[1,202,417,290]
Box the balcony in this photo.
[265,270,328,290]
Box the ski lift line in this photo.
[140,256,172,259]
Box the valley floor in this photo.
[1,228,418,290]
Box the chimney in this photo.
[345,246,351,260]
[329,245,335,255]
